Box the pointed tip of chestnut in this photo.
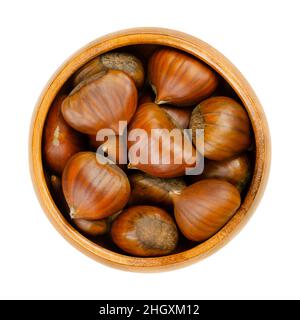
[154,98,161,104]
[50,175,58,184]
[155,97,168,105]
[154,90,168,105]
[151,83,168,105]
[169,189,182,200]
[127,163,138,170]
[69,207,76,219]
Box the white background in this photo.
[0,0,299,300]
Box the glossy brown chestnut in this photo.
[128,102,199,178]
[138,97,193,129]
[192,154,251,192]
[62,152,130,220]
[73,218,111,236]
[138,92,193,129]
[190,96,251,160]
[148,47,218,106]
[171,179,241,242]
[111,205,178,257]
[43,95,85,174]
[129,171,186,207]
[73,57,104,87]
[73,52,145,88]
[62,69,137,135]
[161,105,192,129]
[50,173,113,235]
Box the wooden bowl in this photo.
[29,28,271,271]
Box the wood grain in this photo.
[29,27,271,272]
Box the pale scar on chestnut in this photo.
[135,215,178,250]
[52,126,60,146]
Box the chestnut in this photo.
[129,171,186,207]
[100,52,145,88]
[148,47,218,106]
[38,41,257,261]
[73,52,145,88]
[62,69,137,135]
[171,179,241,242]
[128,102,199,178]
[43,95,85,174]
[190,96,251,160]
[111,206,178,257]
[161,105,192,129]
[62,152,130,220]
[192,154,251,192]
[138,90,192,129]
[73,218,111,236]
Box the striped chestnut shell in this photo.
[190,96,252,160]
[171,179,241,242]
[148,47,218,106]
[62,69,137,135]
[138,89,192,129]
[129,171,186,208]
[128,102,199,178]
[193,153,252,192]
[73,218,111,236]
[43,95,85,174]
[161,105,192,129]
[62,152,130,220]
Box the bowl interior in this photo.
[44,43,254,253]
[31,29,269,270]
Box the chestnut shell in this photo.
[62,69,137,135]
[43,95,85,174]
[161,105,192,129]
[128,102,199,178]
[73,218,110,236]
[62,152,130,220]
[148,47,218,106]
[190,96,251,160]
[194,153,252,192]
[111,205,178,257]
[172,179,241,242]
[73,52,145,88]
[129,171,186,207]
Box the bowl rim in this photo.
[29,27,271,271]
